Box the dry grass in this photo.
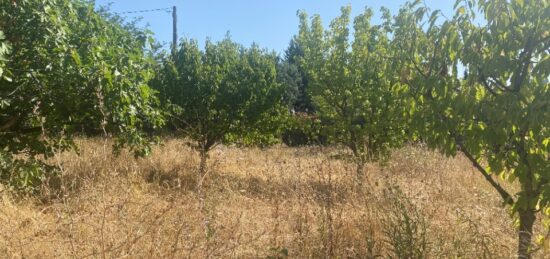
[0,138,548,258]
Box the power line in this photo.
[116,7,172,15]
[114,6,178,53]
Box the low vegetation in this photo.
[3,138,548,258]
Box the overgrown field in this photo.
[0,138,547,258]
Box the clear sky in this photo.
[94,0,458,54]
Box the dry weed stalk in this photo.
[0,139,547,258]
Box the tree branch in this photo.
[409,57,428,79]
[456,140,515,206]
[439,110,515,207]
[481,78,498,96]
[513,37,535,92]
[488,76,511,92]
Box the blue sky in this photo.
[95,0,458,54]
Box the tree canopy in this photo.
[154,37,286,170]
[296,6,412,177]
[277,37,313,113]
[0,0,163,190]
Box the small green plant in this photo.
[455,209,497,259]
[266,246,289,259]
[382,186,429,259]
[0,151,57,193]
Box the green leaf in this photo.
[70,49,81,66]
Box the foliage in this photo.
[393,0,549,257]
[278,37,314,113]
[154,37,286,165]
[296,7,412,176]
[277,37,319,147]
[0,0,163,191]
[276,58,302,110]
[281,112,327,146]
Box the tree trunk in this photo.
[517,209,536,259]
[198,148,208,184]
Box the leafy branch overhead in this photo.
[393,0,549,257]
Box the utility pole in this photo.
[172,6,177,55]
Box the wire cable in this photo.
[116,7,172,15]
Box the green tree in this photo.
[296,7,411,178]
[277,58,302,110]
[279,37,314,113]
[155,37,286,181]
[278,37,324,147]
[394,1,549,257]
[0,0,163,191]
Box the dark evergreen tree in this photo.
[278,37,314,113]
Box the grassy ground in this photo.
[0,138,548,258]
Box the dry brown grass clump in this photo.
[0,138,548,258]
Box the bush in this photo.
[281,112,327,146]
[0,151,56,193]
